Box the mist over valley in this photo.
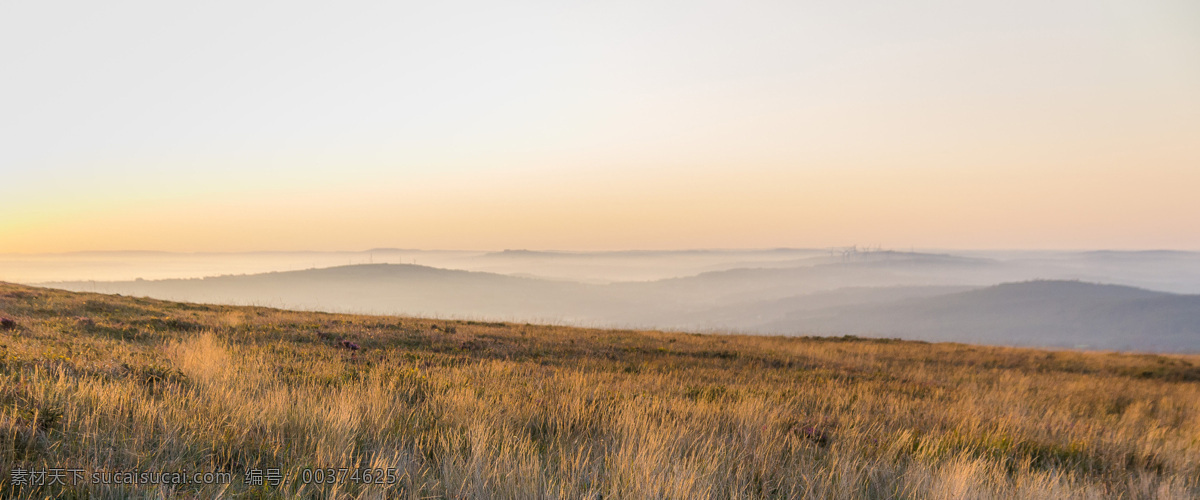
[29,248,1200,352]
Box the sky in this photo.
[3,1,1199,253]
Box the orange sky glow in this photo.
[3,1,1198,253]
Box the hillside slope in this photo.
[1,282,1199,498]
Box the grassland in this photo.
[1,282,1198,499]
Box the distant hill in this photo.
[49,264,600,321]
[45,266,1200,352]
[762,281,1200,351]
[50,254,1001,323]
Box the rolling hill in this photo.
[44,262,1200,351]
[764,281,1200,351]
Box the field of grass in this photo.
[1,282,1199,499]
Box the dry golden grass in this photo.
[1,282,1198,499]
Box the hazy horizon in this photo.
[32,247,1200,351]
[9,245,1200,255]
[7,246,1200,284]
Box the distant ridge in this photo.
[43,267,1200,352]
[765,280,1200,351]
[47,264,602,321]
[480,248,821,259]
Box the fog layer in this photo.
[27,249,1200,352]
